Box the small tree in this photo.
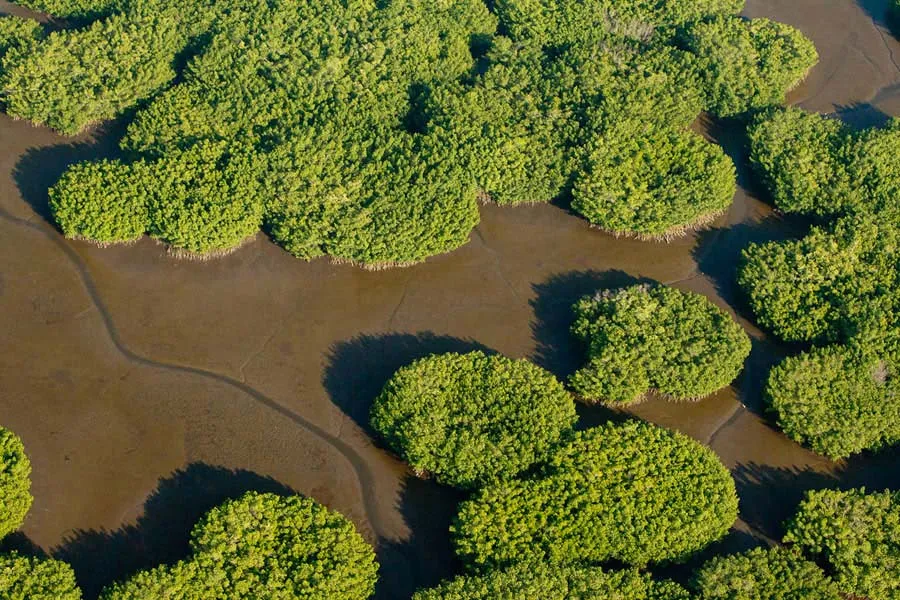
[784,488,900,600]
[0,553,82,600]
[413,562,690,600]
[693,546,841,600]
[569,284,750,404]
[370,351,577,489]
[0,427,32,540]
[100,491,378,600]
[452,420,738,568]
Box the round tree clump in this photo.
[49,159,151,245]
[412,562,690,600]
[738,214,900,344]
[100,491,378,600]
[784,488,900,600]
[684,16,818,117]
[452,419,738,568]
[692,546,841,600]
[0,553,83,600]
[766,344,900,459]
[572,127,736,238]
[0,427,32,540]
[370,351,577,489]
[568,284,751,404]
[747,107,854,217]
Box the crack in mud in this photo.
[0,207,390,541]
[706,403,746,447]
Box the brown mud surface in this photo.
[1,0,899,597]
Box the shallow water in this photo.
[0,0,899,597]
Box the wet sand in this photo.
[1,0,899,597]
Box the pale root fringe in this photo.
[574,387,724,407]
[67,234,141,248]
[329,256,422,271]
[162,233,258,261]
[476,189,552,207]
[589,209,727,242]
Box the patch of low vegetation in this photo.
[569,284,750,404]
[784,488,900,600]
[0,427,32,540]
[3,0,817,265]
[766,341,900,459]
[693,546,841,600]
[452,420,738,569]
[412,563,691,600]
[682,17,818,118]
[739,214,900,345]
[0,553,83,600]
[370,351,577,489]
[100,491,378,600]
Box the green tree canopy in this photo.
[452,420,738,569]
[0,553,83,600]
[100,491,378,600]
[0,427,32,540]
[784,488,900,600]
[370,351,577,489]
[683,16,818,117]
[569,284,751,404]
[412,563,690,600]
[692,546,841,600]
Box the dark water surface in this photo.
[1,1,899,597]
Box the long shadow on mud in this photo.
[12,120,126,223]
[323,332,493,438]
[52,463,293,599]
[376,476,465,600]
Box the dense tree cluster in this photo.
[100,491,378,600]
[0,16,43,60]
[452,420,738,569]
[784,488,900,600]
[692,547,840,600]
[2,0,817,264]
[748,107,900,218]
[741,107,900,458]
[766,341,899,459]
[0,427,32,540]
[412,563,690,600]
[370,352,577,489]
[569,284,750,404]
[0,553,83,600]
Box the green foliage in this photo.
[7,0,816,264]
[370,351,577,489]
[747,108,853,217]
[0,427,32,540]
[572,126,736,237]
[766,342,900,459]
[784,488,900,600]
[569,284,750,404]
[0,553,82,600]
[13,0,122,18]
[749,107,900,218]
[452,420,738,569]
[100,491,378,600]
[412,562,690,600]
[0,16,43,60]
[738,214,900,344]
[693,546,841,600]
[683,16,818,117]
[492,0,744,47]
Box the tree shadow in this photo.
[834,101,893,129]
[323,332,493,438]
[375,476,464,600]
[52,463,293,599]
[12,118,127,223]
[0,531,46,558]
[856,0,898,30]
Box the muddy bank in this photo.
[1,0,899,598]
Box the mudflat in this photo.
[1,0,899,598]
